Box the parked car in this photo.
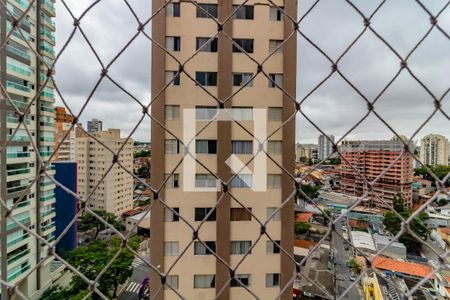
[349,272,356,281]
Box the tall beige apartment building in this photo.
[76,129,133,217]
[150,1,296,299]
[420,134,449,166]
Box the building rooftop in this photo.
[350,231,376,253]
[317,191,358,206]
[372,256,432,278]
[373,234,407,250]
[295,212,314,223]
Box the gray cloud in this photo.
[55,0,449,143]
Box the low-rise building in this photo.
[125,210,150,235]
[373,234,407,259]
[350,231,377,254]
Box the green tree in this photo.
[348,258,362,274]
[437,198,448,207]
[415,165,450,186]
[393,194,405,213]
[327,157,341,165]
[69,237,140,298]
[294,222,311,235]
[383,197,430,255]
[298,184,321,201]
[135,165,150,178]
[78,210,124,239]
[134,150,151,158]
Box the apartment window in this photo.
[165,139,179,154]
[233,73,253,87]
[269,6,284,21]
[195,207,216,221]
[268,141,282,155]
[269,39,283,53]
[165,275,179,290]
[196,72,217,86]
[165,105,180,120]
[195,174,217,188]
[196,140,217,154]
[269,74,283,88]
[166,36,181,51]
[164,207,180,222]
[266,240,281,254]
[232,141,252,154]
[268,107,283,121]
[196,37,218,52]
[194,275,215,288]
[165,241,179,256]
[196,106,217,120]
[166,71,180,85]
[230,241,252,255]
[230,207,252,221]
[232,107,253,121]
[194,241,216,255]
[232,39,254,53]
[267,174,281,189]
[196,4,218,18]
[165,173,180,188]
[166,2,180,17]
[266,273,280,287]
[267,207,281,221]
[233,5,254,19]
[231,274,251,287]
[231,174,252,188]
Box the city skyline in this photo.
[53,0,449,143]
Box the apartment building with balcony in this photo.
[295,143,317,163]
[318,134,335,161]
[0,0,57,299]
[150,1,296,299]
[340,140,414,208]
[54,106,75,161]
[75,129,133,217]
[420,134,449,166]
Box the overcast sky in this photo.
[54,0,449,144]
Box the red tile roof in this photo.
[295,212,313,223]
[372,256,432,278]
[294,239,317,249]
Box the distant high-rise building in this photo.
[318,134,335,161]
[76,129,133,216]
[0,0,57,298]
[420,134,449,166]
[54,107,76,161]
[340,140,414,208]
[87,118,102,133]
[296,143,318,162]
[150,1,297,299]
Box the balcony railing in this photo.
[7,168,30,176]
[6,81,30,93]
[7,249,30,265]
[7,45,30,61]
[7,152,30,158]
[7,263,30,281]
[7,233,29,248]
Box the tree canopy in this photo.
[415,165,450,186]
[41,237,141,300]
[78,210,124,239]
[383,195,430,255]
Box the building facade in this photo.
[54,106,75,161]
[150,1,296,299]
[53,161,77,254]
[420,134,449,166]
[76,129,133,217]
[0,0,57,299]
[318,134,334,161]
[340,140,414,208]
[295,143,317,163]
[86,118,102,134]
